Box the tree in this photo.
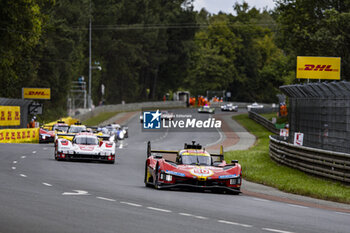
[0,0,45,98]
[274,0,350,80]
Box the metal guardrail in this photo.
[269,135,350,183]
[248,111,279,135]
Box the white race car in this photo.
[221,103,238,112]
[247,102,264,111]
[55,133,116,164]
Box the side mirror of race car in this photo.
[147,141,151,157]
[154,154,163,159]
[231,160,238,165]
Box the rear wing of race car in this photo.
[210,145,224,163]
[56,133,76,140]
[147,141,178,162]
[97,134,113,141]
[147,141,226,164]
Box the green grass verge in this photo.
[260,112,288,125]
[225,114,350,204]
[82,111,120,126]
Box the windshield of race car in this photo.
[53,125,69,132]
[73,136,98,145]
[68,126,86,133]
[182,155,211,166]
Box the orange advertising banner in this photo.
[0,106,21,126]
[22,87,51,99]
[0,128,39,143]
[297,56,341,80]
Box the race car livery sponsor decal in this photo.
[189,168,214,177]
[219,174,238,179]
[166,170,186,177]
[79,145,95,151]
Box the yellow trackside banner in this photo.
[0,128,39,143]
[0,106,20,126]
[22,88,51,99]
[297,56,341,80]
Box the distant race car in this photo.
[39,121,69,143]
[55,133,116,163]
[55,123,87,142]
[140,114,144,123]
[144,141,242,194]
[221,103,238,112]
[198,105,215,114]
[103,124,129,140]
[247,102,264,111]
[161,111,174,121]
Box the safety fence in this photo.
[269,135,350,183]
[248,111,280,135]
[281,81,350,154]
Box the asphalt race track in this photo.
[1,108,349,233]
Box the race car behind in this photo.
[55,133,116,164]
[198,105,215,114]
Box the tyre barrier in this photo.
[248,111,279,135]
[269,135,350,184]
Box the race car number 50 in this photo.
[190,168,214,177]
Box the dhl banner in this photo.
[297,56,341,80]
[22,87,51,100]
[0,128,39,143]
[0,106,20,126]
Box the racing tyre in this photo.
[144,162,152,187]
[153,162,161,189]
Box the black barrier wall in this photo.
[280,81,350,153]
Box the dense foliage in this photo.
[1,0,349,118]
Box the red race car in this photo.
[144,141,242,194]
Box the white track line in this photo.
[32,151,37,154]
[42,183,52,187]
[179,213,193,216]
[11,167,16,170]
[205,126,224,148]
[21,156,26,159]
[62,190,89,196]
[262,228,295,233]
[336,212,350,216]
[13,161,17,164]
[253,198,271,202]
[120,202,142,207]
[287,204,309,209]
[96,197,116,202]
[194,215,208,220]
[147,207,172,213]
[218,220,253,228]
[179,213,208,220]
[20,174,27,177]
